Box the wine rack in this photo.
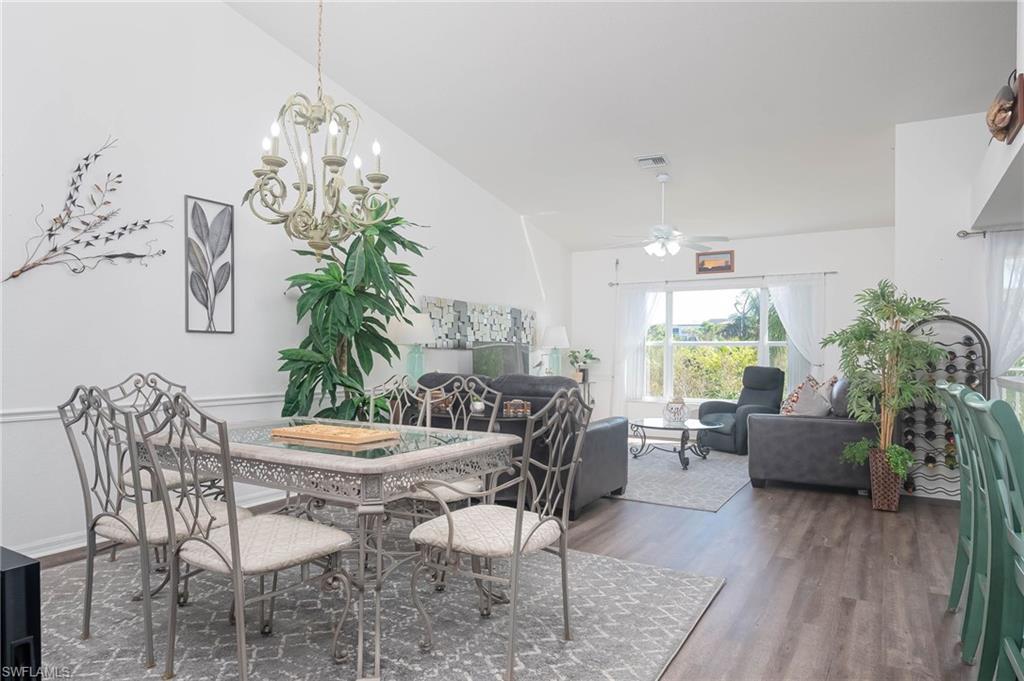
[901,315,989,500]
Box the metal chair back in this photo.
[519,387,592,523]
[101,371,186,430]
[419,375,502,433]
[58,386,148,536]
[367,376,430,426]
[136,390,243,568]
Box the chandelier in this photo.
[245,0,393,259]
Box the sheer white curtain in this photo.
[611,287,660,416]
[767,274,826,391]
[987,230,1024,378]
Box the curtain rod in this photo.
[957,224,1024,239]
[607,270,839,288]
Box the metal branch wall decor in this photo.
[3,137,171,283]
[185,196,234,333]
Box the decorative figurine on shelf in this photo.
[567,348,600,383]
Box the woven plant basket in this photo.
[869,447,901,512]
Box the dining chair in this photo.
[407,387,592,681]
[963,390,1024,681]
[58,385,250,670]
[937,384,980,612]
[138,389,355,681]
[404,375,503,516]
[941,383,997,666]
[100,371,223,500]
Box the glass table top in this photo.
[228,417,483,460]
[631,417,722,431]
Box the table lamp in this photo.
[388,313,435,380]
[541,325,570,376]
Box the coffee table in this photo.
[628,417,721,470]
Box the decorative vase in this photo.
[662,399,688,425]
[869,447,901,512]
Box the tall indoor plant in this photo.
[821,280,946,512]
[277,202,424,420]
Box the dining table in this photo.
[142,415,521,680]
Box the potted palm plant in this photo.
[821,281,946,512]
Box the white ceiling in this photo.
[231,1,1016,251]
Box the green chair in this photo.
[941,383,994,665]
[964,392,1024,681]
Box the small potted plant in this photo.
[821,280,946,512]
[567,348,599,383]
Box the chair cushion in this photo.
[407,477,484,503]
[94,501,251,545]
[701,412,736,435]
[409,504,562,558]
[179,515,353,575]
[121,468,219,492]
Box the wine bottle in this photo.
[903,428,916,440]
[903,476,916,493]
[945,442,956,455]
[945,429,955,443]
[926,361,937,373]
[924,402,937,414]
[945,363,958,374]
[924,430,936,440]
[945,453,958,469]
[924,415,936,428]
[924,453,936,467]
[906,441,917,452]
[965,362,978,373]
[965,350,978,361]
[966,375,981,388]
[963,335,976,346]
[947,350,958,362]
[904,415,917,427]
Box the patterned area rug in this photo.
[41,511,724,681]
[615,446,751,512]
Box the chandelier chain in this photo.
[316,0,324,101]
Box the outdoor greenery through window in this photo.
[645,288,786,400]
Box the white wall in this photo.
[0,1,567,556]
[894,113,991,329]
[569,226,895,420]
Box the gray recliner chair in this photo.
[697,366,785,455]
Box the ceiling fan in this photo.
[614,173,729,257]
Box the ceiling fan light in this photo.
[665,240,681,256]
[644,242,661,256]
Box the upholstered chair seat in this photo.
[121,468,219,492]
[409,504,561,557]
[406,477,484,503]
[94,501,252,545]
[179,514,352,575]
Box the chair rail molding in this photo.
[0,391,287,424]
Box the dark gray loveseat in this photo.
[418,372,628,519]
[747,377,873,490]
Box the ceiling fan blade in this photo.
[598,239,648,250]
[687,235,730,242]
[683,242,713,252]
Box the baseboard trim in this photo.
[11,489,287,563]
[0,392,287,424]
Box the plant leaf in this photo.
[189,271,209,309]
[213,262,231,293]
[208,207,232,260]
[187,237,209,278]
[190,202,209,244]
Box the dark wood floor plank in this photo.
[568,483,966,681]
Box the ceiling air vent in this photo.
[634,154,669,170]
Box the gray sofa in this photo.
[418,372,628,519]
[747,377,873,491]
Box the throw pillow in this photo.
[781,376,819,415]
[781,375,838,417]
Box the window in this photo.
[644,288,786,400]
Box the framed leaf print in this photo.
[185,195,234,333]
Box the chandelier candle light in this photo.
[244,0,394,259]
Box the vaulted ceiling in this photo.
[232,1,1016,250]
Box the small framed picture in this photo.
[185,195,234,333]
[696,250,735,275]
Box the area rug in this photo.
[41,514,724,680]
[614,446,751,512]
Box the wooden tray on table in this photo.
[270,424,401,452]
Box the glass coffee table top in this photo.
[633,417,721,431]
